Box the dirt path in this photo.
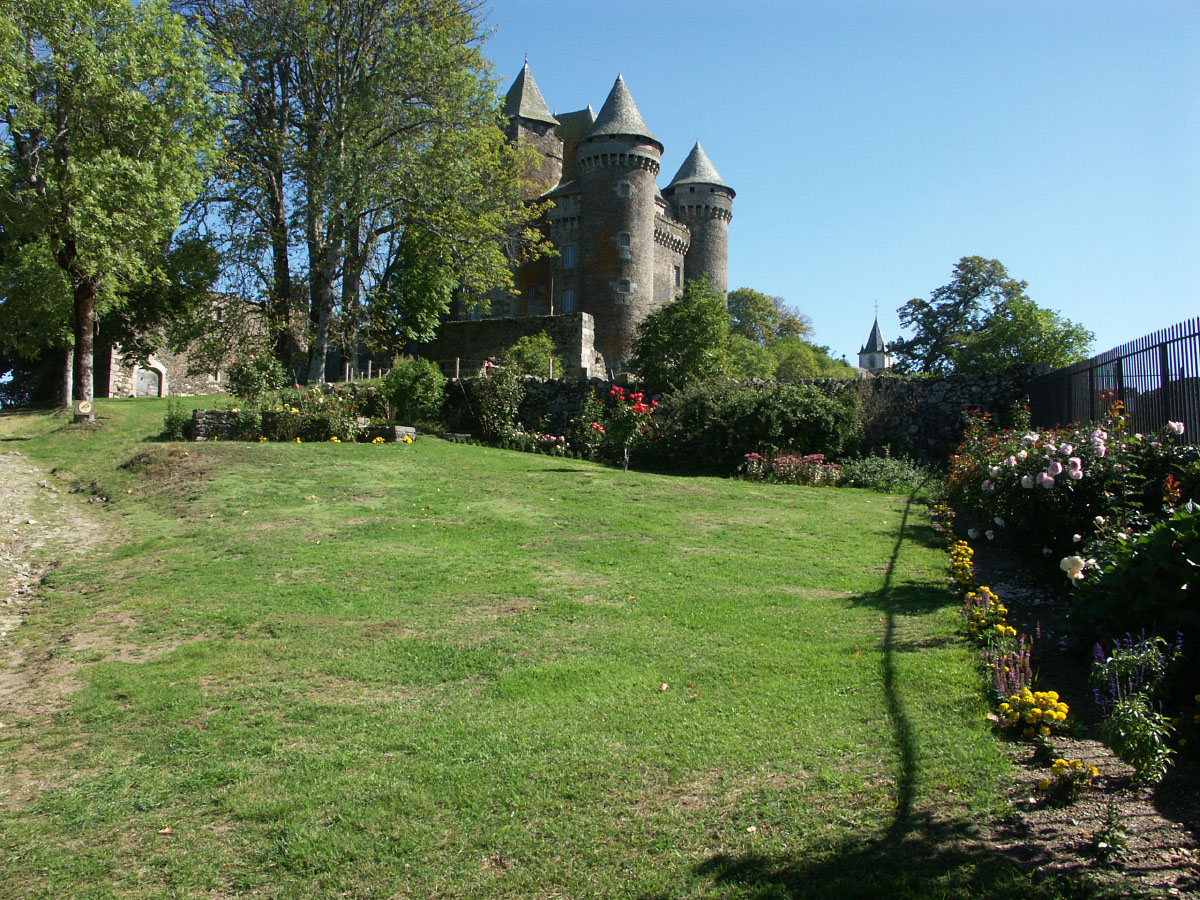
[970,544,1200,897]
[0,449,105,719]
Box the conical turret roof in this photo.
[502,60,559,126]
[861,318,888,353]
[667,142,732,193]
[583,75,661,150]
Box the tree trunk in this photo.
[72,279,97,423]
[61,346,73,409]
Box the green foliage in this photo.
[1100,694,1174,783]
[727,334,777,379]
[504,332,565,379]
[227,353,287,404]
[192,0,549,381]
[382,357,446,424]
[0,0,236,406]
[838,453,941,497]
[892,257,1030,374]
[631,275,733,389]
[473,365,524,442]
[771,336,856,380]
[643,379,860,475]
[161,399,191,441]
[953,296,1093,374]
[258,387,362,442]
[726,287,811,344]
[566,389,605,462]
[1078,506,1200,641]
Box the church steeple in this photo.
[858,316,893,373]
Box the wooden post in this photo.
[367,360,372,380]
[549,357,554,379]
[455,357,460,380]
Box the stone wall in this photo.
[421,311,604,380]
[442,367,1039,462]
[105,346,226,399]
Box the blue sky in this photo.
[479,0,1200,364]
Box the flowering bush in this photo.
[949,540,974,589]
[963,585,1008,640]
[227,352,287,403]
[598,385,659,469]
[984,634,1034,699]
[1036,758,1099,802]
[998,688,1070,739]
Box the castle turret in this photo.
[663,142,734,294]
[575,75,664,370]
[502,61,563,195]
[858,317,893,373]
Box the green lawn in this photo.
[0,399,1094,898]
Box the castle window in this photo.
[689,186,695,193]
[562,289,576,312]
[618,279,630,293]
[618,232,630,248]
[674,265,681,287]
[618,182,630,197]
[562,245,576,268]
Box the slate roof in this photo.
[502,61,559,126]
[667,142,733,194]
[555,106,596,182]
[583,75,661,150]
[861,318,888,353]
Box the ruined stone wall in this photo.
[420,312,603,380]
[106,346,225,399]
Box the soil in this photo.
[968,540,1200,898]
[0,449,106,721]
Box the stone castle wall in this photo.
[420,311,604,380]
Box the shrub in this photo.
[1076,506,1200,642]
[474,364,524,442]
[383,356,445,424]
[226,352,286,403]
[1100,694,1174,783]
[504,332,564,379]
[566,389,605,462]
[998,687,1070,740]
[1036,758,1099,803]
[643,378,859,475]
[839,453,940,496]
[161,399,190,441]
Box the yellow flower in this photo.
[295,437,301,443]
[403,435,414,444]
[1037,778,1052,791]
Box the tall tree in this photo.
[892,256,1029,375]
[631,275,733,389]
[727,286,812,345]
[184,0,546,384]
[0,0,235,420]
[953,295,1093,373]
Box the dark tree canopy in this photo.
[631,276,733,389]
[892,256,1092,375]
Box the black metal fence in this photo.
[1026,316,1200,442]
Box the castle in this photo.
[441,63,735,377]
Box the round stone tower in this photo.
[575,75,663,371]
[663,142,734,294]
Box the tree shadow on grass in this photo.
[644,490,1134,900]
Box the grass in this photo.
[0,398,1125,898]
